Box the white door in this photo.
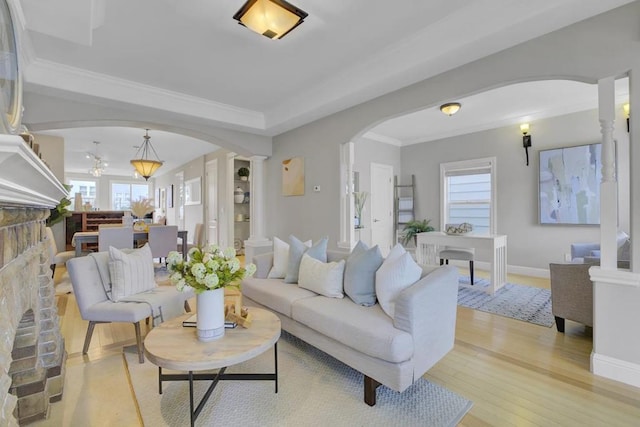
[206,159,218,246]
[175,172,184,231]
[370,163,394,257]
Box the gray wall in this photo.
[353,137,402,246]
[266,2,638,269]
[401,108,629,270]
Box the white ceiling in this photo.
[16,0,635,176]
[37,127,217,177]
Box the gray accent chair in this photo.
[549,263,593,332]
[67,253,192,363]
[45,226,75,277]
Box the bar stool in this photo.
[439,248,475,285]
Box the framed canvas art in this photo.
[282,157,304,196]
[539,142,602,225]
[167,184,174,208]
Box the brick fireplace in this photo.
[0,136,68,425]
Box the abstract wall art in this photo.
[539,143,602,225]
[282,157,304,196]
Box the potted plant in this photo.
[238,167,250,181]
[401,219,435,246]
[47,184,73,227]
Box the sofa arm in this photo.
[252,252,273,279]
[393,265,458,378]
[571,242,600,260]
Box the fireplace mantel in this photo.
[0,134,67,208]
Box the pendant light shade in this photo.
[130,129,163,181]
[233,0,308,40]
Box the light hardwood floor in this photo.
[33,268,640,426]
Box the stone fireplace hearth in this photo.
[0,136,68,425]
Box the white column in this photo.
[598,77,618,270]
[245,155,271,261]
[631,67,640,272]
[338,142,355,250]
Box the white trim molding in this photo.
[590,266,640,388]
[24,59,266,131]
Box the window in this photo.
[111,181,151,210]
[68,179,97,210]
[440,157,496,235]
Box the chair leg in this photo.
[83,321,97,355]
[134,322,145,363]
[439,259,444,266]
[184,300,192,313]
[469,260,474,285]
[555,317,565,333]
[50,264,56,278]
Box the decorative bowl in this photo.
[445,223,473,235]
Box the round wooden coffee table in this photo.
[144,307,281,427]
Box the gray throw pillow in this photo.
[344,243,383,306]
[284,236,328,283]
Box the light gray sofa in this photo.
[571,231,630,266]
[241,250,459,406]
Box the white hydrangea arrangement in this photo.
[167,245,256,294]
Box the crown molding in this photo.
[361,132,402,147]
[24,59,267,132]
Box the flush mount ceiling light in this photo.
[233,0,308,40]
[130,129,163,181]
[87,141,107,177]
[440,102,461,116]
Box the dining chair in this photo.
[148,226,178,264]
[178,223,205,254]
[45,226,76,277]
[99,227,134,252]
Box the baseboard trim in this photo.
[591,351,640,388]
[447,260,549,279]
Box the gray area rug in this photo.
[458,277,554,327]
[126,332,473,427]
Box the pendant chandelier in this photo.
[130,129,163,181]
[87,141,107,177]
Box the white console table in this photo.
[416,231,507,294]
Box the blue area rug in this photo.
[458,277,554,327]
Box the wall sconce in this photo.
[520,123,532,166]
[623,103,630,132]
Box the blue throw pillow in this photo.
[344,242,383,306]
[284,236,328,283]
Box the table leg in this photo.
[274,342,278,393]
[189,371,195,427]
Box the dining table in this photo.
[71,229,188,257]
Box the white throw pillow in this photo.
[375,251,422,318]
[298,254,345,298]
[267,236,311,279]
[386,243,407,264]
[108,243,157,302]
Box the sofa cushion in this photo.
[344,243,383,306]
[298,254,345,298]
[108,244,157,302]
[284,236,328,283]
[242,277,318,317]
[292,296,414,363]
[376,251,422,318]
[267,236,311,279]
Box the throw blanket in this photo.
[90,252,185,326]
[120,288,185,326]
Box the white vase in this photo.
[196,288,225,342]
